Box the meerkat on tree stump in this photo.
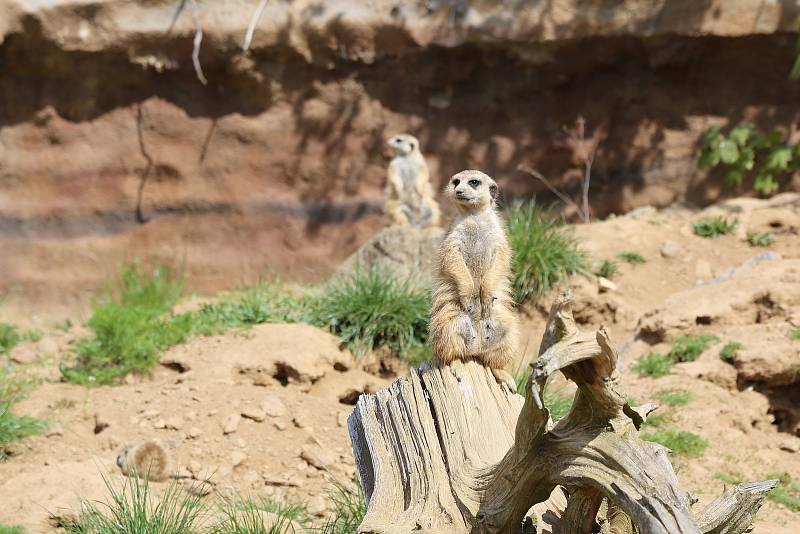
[429,169,518,390]
[384,134,441,228]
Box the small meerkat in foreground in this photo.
[429,170,519,390]
[384,133,441,228]
[116,440,171,482]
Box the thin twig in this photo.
[243,0,269,52]
[188,0,207,85]
[135,105,153,224]
[581,142,597,224]
[517,165,584,218]
[167,0,187,35]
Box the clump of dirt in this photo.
[2,193,800,532]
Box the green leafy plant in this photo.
[616,251,646,264]
[0,323,20,354]
[655,389,692,407]
[60,265,188,385]
[641,429,708,458]
[0,367,46,460]
[632,352,674,377]
[699,123,798,195]
[314,267,430,357]
[668,334,719,363]
[720,341,743,363]
[746,230,774,247]
[594,259,618,279]
[692,217,738,238]
[506,201,588,303]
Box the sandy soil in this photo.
[2,194,799,532]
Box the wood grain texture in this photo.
[349,290,777,533]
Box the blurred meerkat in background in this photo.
[384,134,441,228]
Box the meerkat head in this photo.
[386,134,420,157]
[446,170,498,212]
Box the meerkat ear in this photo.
[489,183,498,200]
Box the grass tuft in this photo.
[314,266,430,357]
[594,260,618,280]
[0,324,21,355]
[667,334,719,363]
[655,389,692,407]
[319,482,366,534]
[0,526,25,534]
[692,216,738,238]
[212,495,312,534]
[720,341,743,363]
[617,251,646,264]
[632,352,674,377]
[641,429,708,458]
[746,230,774,247]
[0,367,46,460]
[506,201,588,304]
[60,265,187,385]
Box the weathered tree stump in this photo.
[348,290,777,534]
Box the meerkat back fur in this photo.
[116,440,171,482]
[429,170,519,389]
[384,134,441,228]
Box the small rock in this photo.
[142,409,160,419]
[230,451,247,468]
[660,240,684,258]
[300,446,337,470]
[779,440,800,453]
[695,259,713,280]
[187,427,202,439]
[293,412,312,429]
[597,276,617,293]
[274,421,287,431]
[46,424,64,438]
[9,346,35,365]
[223,413,241,434]
[241,407,267,422]
[261,395,287,418]
[36,338,59,354]
[187,460,202,476]
[94,413,110,434]
[307,495,328,516]
[153,419,167,429]
[165,417,183,431]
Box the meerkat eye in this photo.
[468,179,480,188]
[452,179,460,186]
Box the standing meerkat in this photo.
[429,170,518,390]
[116,440,171,482]
[384,134,441,228]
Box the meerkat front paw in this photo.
[491,368,517,394]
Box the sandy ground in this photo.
[2,194,799,532]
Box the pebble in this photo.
[9,346,35,365]
[187,427,202,439]
[261,395,287,418]
[597,276,617,293]
[274,421,287,431]
[230,451,247,468]
[300,447,337,470]
[46,424,64,438]
[165,417,183,431]
[223,413,241,434]
[153,419,167,429]
[660,240,684,258]
[241,407,267,422]
[36,338,59,354]
[307,495,328,516]
[293,412,313,429]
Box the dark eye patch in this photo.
[452,179,460,186]
[468,179,480,188]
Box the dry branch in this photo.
[349,290,777,533]
[243,0,270,52]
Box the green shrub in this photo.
[0,367,46,460]
[641,429,708,458]
[632,352,673,377]
[655,389,692,407]
[720,341,743,363]
[506,201,588,303]
[0,323,21,354]
[667,334,719,363]
[746,230,774,247]
[616,251,646,264]
[692,217,738,238]
[699,123,798,195]
[61,265,188,385]
[313,267,430,357]
[594,260,618,279]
